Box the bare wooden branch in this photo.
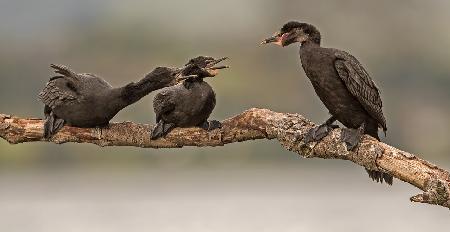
[1,108,449,209]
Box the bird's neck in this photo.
[301,40,321,49]
[183,78,204,89]
[299,40,321,69]
[115,74,172,107]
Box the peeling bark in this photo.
[1,108,449,209]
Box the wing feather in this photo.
[153,90,176,123]
[38,78,78,109]
[334,51,387,131]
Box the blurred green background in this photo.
[0,0,449,231]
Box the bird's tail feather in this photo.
[365,168,393,185]
[364,122,392,185]
[50,64,80,83]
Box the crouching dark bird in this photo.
[151,56,229,139]
[38,64,188,139]
[262,21,393,185]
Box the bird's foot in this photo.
[43,113,65,139]
[208,120,222,131]
[341,123,365,151]
[200,120,222,131]
[94,123,109,139]
[302,123,338,144]
[151,121,176,140]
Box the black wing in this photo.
[38,77,78,109]
[334,51,387,131]
[38,64,81,109]
[153,90,176,123]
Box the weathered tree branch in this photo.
[1,108,449,209]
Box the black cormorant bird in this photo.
[262,21,392,185]
[151,56,229,139]
[39,64,188,138]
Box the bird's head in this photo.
[261,21,321,47]
[147,66,195,87]
[176,56,229,82]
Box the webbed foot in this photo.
[199,120,222,131]
[93,123,110,138]
[341,123,365,151]
[43,112,65,139]
[151,121,176,140]
[302,123,338,144]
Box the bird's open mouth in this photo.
[175,57,230,82]
[204,57,229,76]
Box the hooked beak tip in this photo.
[260,39,272,45]
[261,32,283,46]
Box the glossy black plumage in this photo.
[151,56,228,139]
[263,21,392,185]
[39,64,180,138]
[153,80,216,127]
[299,43,387,136]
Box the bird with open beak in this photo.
[38,62,199,139]
[151,56,229,140]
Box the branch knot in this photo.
[411,179,450,208]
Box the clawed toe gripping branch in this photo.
[1,108,449,209]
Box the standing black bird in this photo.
[262,21,392,185]
[151,56,229,139]
[39,64,188,138]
